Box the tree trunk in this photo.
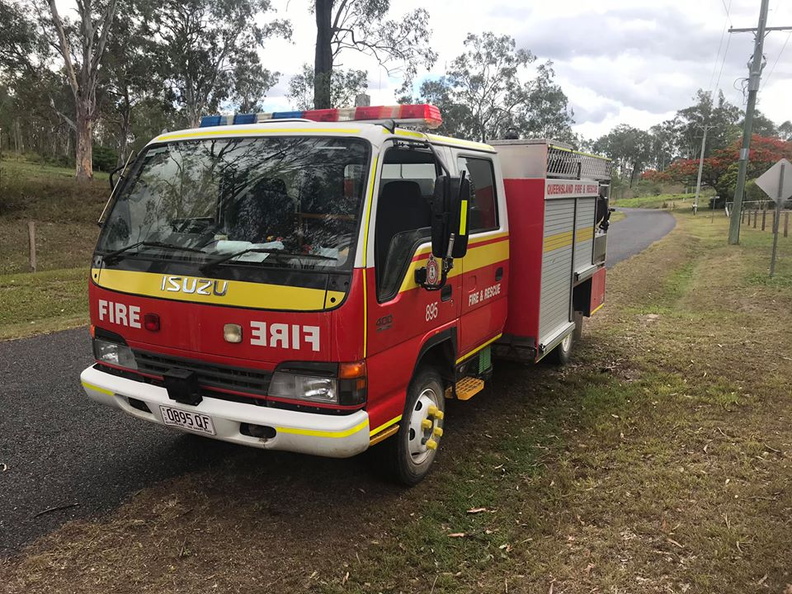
[76,102,93,182]
[14,119,23,153]
[118,88,132,165]
[314,0,333,109]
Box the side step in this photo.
[454,377,485,401]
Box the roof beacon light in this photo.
[199,104,442,130]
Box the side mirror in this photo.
[431,175,471,259]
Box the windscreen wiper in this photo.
[101,241,207,265]
[200,248,336,273]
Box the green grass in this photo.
[0,268,89,340]
[0,154,109,182]
[0,156,110,221]
[0,155,104,335]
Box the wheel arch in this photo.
[413,328,457,386]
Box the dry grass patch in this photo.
[2,213,791,593]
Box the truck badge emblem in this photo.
[426,255,440,286]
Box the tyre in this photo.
[547,313,582,365]
[546,331,573,365]
[384,368,445,486]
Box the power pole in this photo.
[727,1,792,244]
[693,125,709,215]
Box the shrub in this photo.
[92,146,118,172]
[44,153,74,169]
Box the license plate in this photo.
[159,405,216,436]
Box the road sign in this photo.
[756,159,792,203]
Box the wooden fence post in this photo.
[785,212,789,238]
[762,209,766,231]
[28,221,37,273]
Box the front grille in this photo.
[133,350,272,397]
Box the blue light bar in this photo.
[272,111,304,119]
[199,115,224,128]
[233,113,256,125]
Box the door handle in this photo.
[441,284,453,301]
[495,267,504,281]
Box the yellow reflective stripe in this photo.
[591,303,604,315]
[361,155,379,268]
[370,415,402,437]
[459,200,468,234]
[543,231,573,253]
[397,235,509,293]
[393,129,426,139]
[276,419,368,439]
[456,334,502,364]
[361,155,379,358]
[575,226,594,243]
[155,128,362,142]
[543,227,594,253]
[93,269,345,311]
[426,134,494,152]
[81,381,114,396]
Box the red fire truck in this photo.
[80,104,610,484]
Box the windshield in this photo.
[97,136,370,272]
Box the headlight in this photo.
[268,361,367,406]
[269,372,338,404]
[93,337,138,370]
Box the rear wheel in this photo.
[547,331,573,365]
[384,368,445,486]
[547,313,582,365]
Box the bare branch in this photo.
[90,0,118,74]
[46,0,79,98]
[49,98,77,131]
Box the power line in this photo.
[762,29,792,89]
[708,0,732,93]
[714,28,733,95]
[720,0,733,27]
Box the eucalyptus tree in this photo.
[415,32,573,143]
[311,0,436,108]
[44,0,118,181]
[140,0,289,128]
[287,63,367,110]
[593,125,653,187]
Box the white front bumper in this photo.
[80,365,370,458]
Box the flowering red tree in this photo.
[644,135,792,198]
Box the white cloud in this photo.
[261,0,792,139]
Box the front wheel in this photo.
[384,368,445,486]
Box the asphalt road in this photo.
[606,207,676,269]
[0,208,674,557]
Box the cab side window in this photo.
[458,157,498,232]
[374,147,437,301]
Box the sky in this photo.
[261,0,792,141]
